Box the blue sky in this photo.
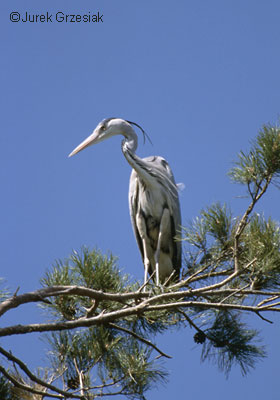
[1,0,280,398]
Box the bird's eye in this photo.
[100,125,106,131]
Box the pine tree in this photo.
[1,123,280,399]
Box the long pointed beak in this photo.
[68,131,99,157]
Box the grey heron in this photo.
[69,118,181,287]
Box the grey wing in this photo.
[144,156,182,275]
[128,169,145,263]
[171,187,182,275]
[162,159,182,275]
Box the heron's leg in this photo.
[136,212,150,290]
[155,208,170,286]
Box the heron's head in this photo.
[68,118,136,157]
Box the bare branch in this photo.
[85,299,99,318]
[137,270,156,292]
[0,285,149,317]
[255,312,273,324]
[260,300,280,309]
[1,293,280,340]
[0,364,73,399]
[107,322,172,359]
[219,284,250,304]
[147,300,280,314]
[0,346,80,398]
[257,295,280,307]
[178,309,204,334]
[73,357,85,397]
[2,261,280,341]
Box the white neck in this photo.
[122,125,138,153]
[121,126,154,185]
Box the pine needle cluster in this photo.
[201,311,266,377]
[228,124,280,189]
[40,248,167,398]
[180,124,280,376]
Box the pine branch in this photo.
[2,290,280,340]
[257,295,280,307]
[0,346,80,399]
[233,177,271,272]
[0,285,149,318]
[0,365,78,399]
